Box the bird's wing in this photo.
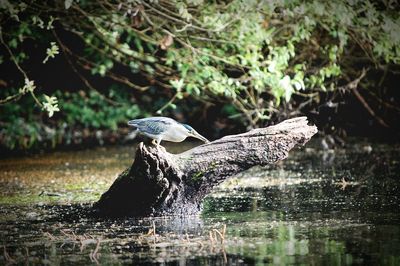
[128,118,173,135]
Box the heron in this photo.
[127,117,209,147]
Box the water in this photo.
[0,140,399,265]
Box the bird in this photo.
[127,117,209,147]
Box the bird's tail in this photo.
[127,119,140,127]
[124,129,139,142]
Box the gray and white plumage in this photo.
[127,117,209,146]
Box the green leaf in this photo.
[170,79,184,91]
[43,42,59,64]
[279,75,294,102]
[42,94,60,118]
[65,0,73,9]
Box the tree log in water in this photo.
[93,117,318,217]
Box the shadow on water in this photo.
[0,139,399,265]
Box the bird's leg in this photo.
[151,138,163,148]
[150,138,165,151]
[156,138,162,148]
[156,138,166,151]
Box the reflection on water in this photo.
[0,140,399,265]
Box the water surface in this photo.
[0,140,399,265]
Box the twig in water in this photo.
[222,247,227,264]
[43,232,56,240]
[152,221,157,244]
[3,246,16,263]
[89,239,101,265]
[213,230,218,244]
[197,240,204,252]
[24,246,30,264]
[213,229,224,244]
[80,238,98,252]
[209,230,215,246]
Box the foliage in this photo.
[0,0,399,149]
[43,42,59,64]
[0,88,140,149]
[42,94,60,117]
[58,89,140,130]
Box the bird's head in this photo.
[181,124,209,143]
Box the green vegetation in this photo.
[0,88,140,149]
[1,0,399,149]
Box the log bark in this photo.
[93,117,317,217]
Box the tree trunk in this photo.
[93,117,317,217]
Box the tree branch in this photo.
[94,117,317,217]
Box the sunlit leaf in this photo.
[65,0,73,9]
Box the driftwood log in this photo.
[93,117,317,217]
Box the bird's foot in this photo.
[151,139,166,151]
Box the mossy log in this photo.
[93,117,317,217]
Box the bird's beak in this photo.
[191,130,209,143]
